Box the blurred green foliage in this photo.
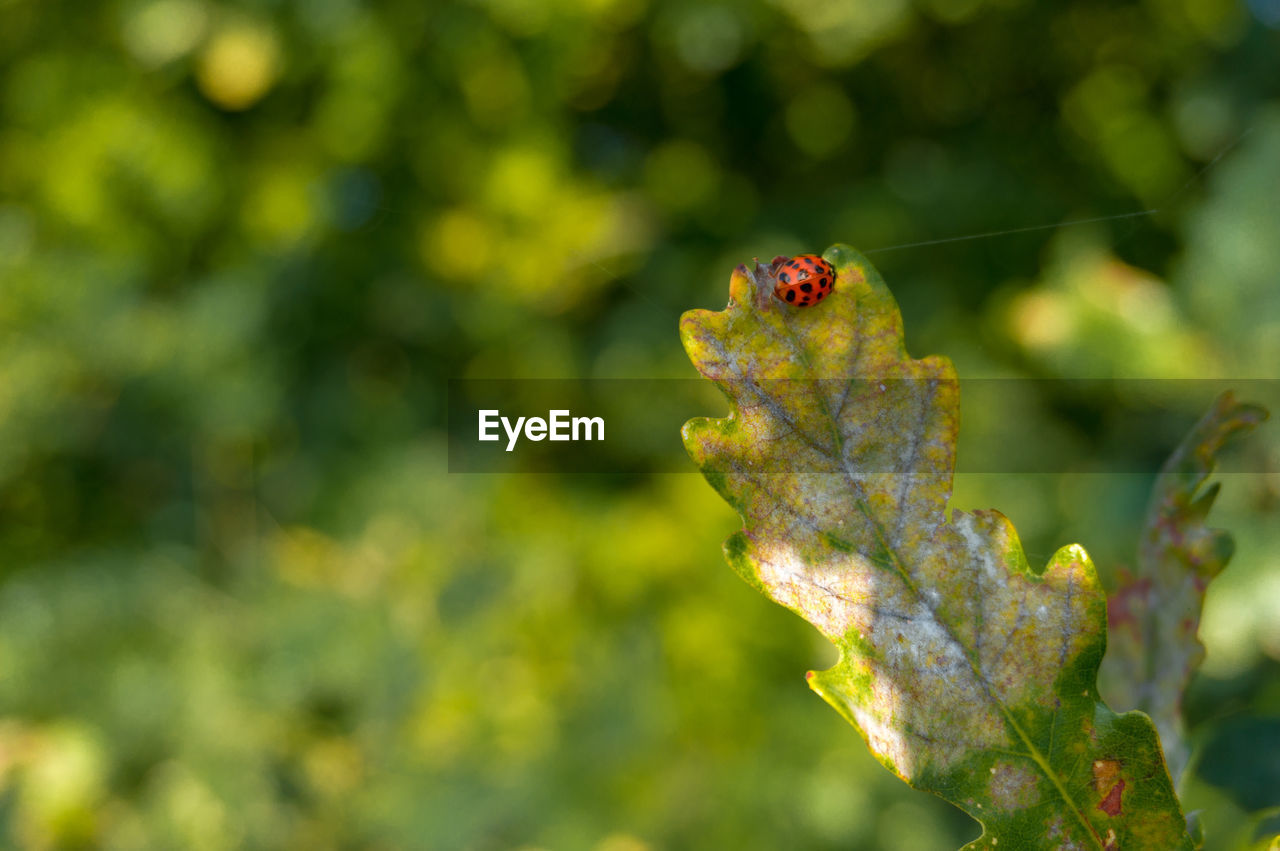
[0,0,1277,848]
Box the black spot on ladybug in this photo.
[820,276,829,287]
[800,283,812,293]
[785,289,796,302]
[800,297,810,305]
[779,272,790,283]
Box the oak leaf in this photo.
[681,246,1193,849]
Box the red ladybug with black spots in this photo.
[773,254,835,306]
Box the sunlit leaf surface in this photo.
[681,245,1193,850]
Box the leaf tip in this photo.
[729,263,754,304]
[822,243,871,278]
[1047,541,1097,580]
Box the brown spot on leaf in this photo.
[1093,759,1125,817]
[1098,779,1125,816]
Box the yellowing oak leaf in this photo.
[680,245,1193,850]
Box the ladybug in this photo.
[773,254,835,306]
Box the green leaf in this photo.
[1099,392,1267,786]
[680,245,1193,850]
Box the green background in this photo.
[1,0,1278,848]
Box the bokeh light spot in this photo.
[40,98,218,238]
[1011,291,1075,350]
[485,145,559,218]
[770,0,911,67]
[423,209,494,280]
[1172,87,1235,160]
[672,5,747,74]
[1183,0,1246,43]
[243,165,317,247]
[1062,65,1147,137]
[1249,0,1280,26]
[461,52,530,128]
[17,724,107,848]
[642,140,719,212]
[196,21,281,111]
[122,0,209,66]
[1062,66,1187,202]
[786,83,857,159]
